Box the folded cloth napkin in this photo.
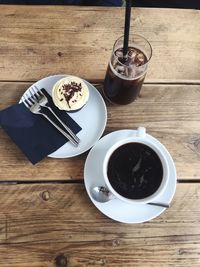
[0,89,82,164]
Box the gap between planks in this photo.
[0,80,200,85]
[0,179,199,185]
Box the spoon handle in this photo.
[148,202,170,208]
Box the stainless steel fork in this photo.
[22,95,79,146]
[29,86,80,145]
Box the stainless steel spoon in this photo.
[91,186,170,208]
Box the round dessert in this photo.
[52,76,89,111]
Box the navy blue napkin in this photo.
[0,89,82,164]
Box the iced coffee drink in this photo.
[103,34,152,105]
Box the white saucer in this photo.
[20,75,107,158]
[84,130,177,224]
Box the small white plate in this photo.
[84,130,177,224]
[20,74,107,158]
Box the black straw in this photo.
[123,0,132,60]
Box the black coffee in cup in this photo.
[107,143,163,199]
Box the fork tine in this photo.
[22,96,30,108]
[33,85,43,97]
[38,88,44,96]
[29,87,39,100]
[26,96,34,106]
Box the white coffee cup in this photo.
[102,127,170,205]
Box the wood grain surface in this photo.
[1,82,200,181]
[0,6,200,267]
[0,183,199,267]
[0,6,199,83]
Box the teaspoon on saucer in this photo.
[91,186,170,208]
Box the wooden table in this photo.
[0,5,200,267]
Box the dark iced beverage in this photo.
[103,34,152,105]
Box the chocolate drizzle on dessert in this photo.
[60,81,82,107]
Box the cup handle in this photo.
[136,127,146,138]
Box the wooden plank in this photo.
[0,183,199,266]
[0,6,199,82]
[0,82,200,181]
